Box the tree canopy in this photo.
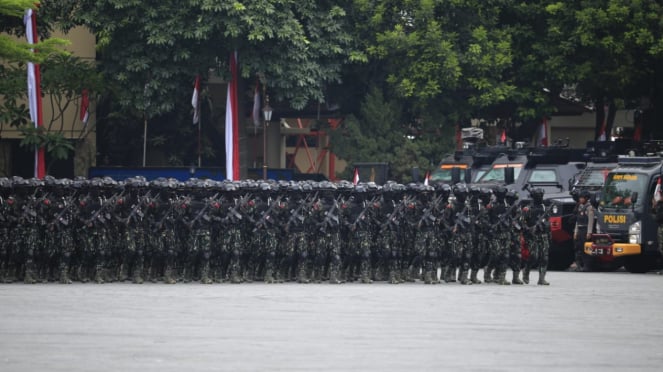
[2,0,662,179]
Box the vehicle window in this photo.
[430,169,452,182]
[529,170,557,183]
[478,164,523,183]
[473,170,487,183]
[600,172,646,209]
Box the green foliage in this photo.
[18,126,75,160]
[53,0,361,117]
[0,0,69,63]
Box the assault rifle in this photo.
[285,192,318,233]
[418,195,444,230]
[253,195,283,232]
[185,193,219,229]
[452,204,471,233]
[123,190,154,225]
[319,195,343,233]
[349,195,378,232]
[224,194,250,224]
[381,195,413,232]
[49,195,77,230]
[85,196,113,226]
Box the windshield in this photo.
[575,167,611,188]
[477,164,523,183]
[600,172,646,209]
[430,165,467,182]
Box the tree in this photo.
[0,0,69,63]
[542,0,663,139]
[39,0,364,166]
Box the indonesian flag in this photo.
[80,89,90,125]
[424,171,430,186]
[353,167,359,185]
[538,118,548,147]
[252,80,261,128]
[192,75,200,125]
[24,8,45,179]
[654,177,661,203]
[597,104,608,141]
[225,52,240,180]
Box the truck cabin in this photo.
[474,151,585,200]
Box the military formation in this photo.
[0,175,553,285]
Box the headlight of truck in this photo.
[552,205,558,214]
[628,221,641,244]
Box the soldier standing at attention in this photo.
[573,190,594,271]
[652,178,663,274]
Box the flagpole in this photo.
[142,114,147,167]
[197,109,202,168]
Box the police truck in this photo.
[585,156,663,273]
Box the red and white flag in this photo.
[500,129,506,144]
[24,8,45,179]
[225,52,240,181]
[654,177,661,203]
[352,167,359,185]
[80,89,90,125]
[597,104,608,141]
[192,75,200,125]
[424,171,430,186]
[538,118,548,147]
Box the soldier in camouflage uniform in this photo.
[281,183,312,283]
[344,184,374,283]
[311,182,343,283]
[521,187,551,285]
[485,186,512,285]
[505,190,524,284]
[451,184,472,284]
[10,177,42,284]
[47,178,79,284]
[470,188,490,284]
[0,178,15,283]
[413,184,439,284]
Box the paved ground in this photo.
[1,270,662,372]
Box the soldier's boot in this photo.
[59,264,72,284]
[329,269,342,284]
[77,264,89,283]
[537,268,550,285]
[495,270,510,285]
[230,271,242,284]
[90,264,103,283]
[118,263,129,282]
[132,265,144,284]
[163,266,176,284]
[458,270,470,285]
[200,263,213,284]
[388,269,399,284]
[470,269,482,284]
[511,270,524,285]
[23,261,37,284]
[522,269,530,285]
[444,266,457,283]
[264,269,275,284]
[297,264,309,284]
[423,270,433,284]
[212,268,223,283]
[483,268,493,283]
[360,263,372,284]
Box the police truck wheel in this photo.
[547,241,574,271]
[624,256,650,274]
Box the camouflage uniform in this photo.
[521,188,551,285]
